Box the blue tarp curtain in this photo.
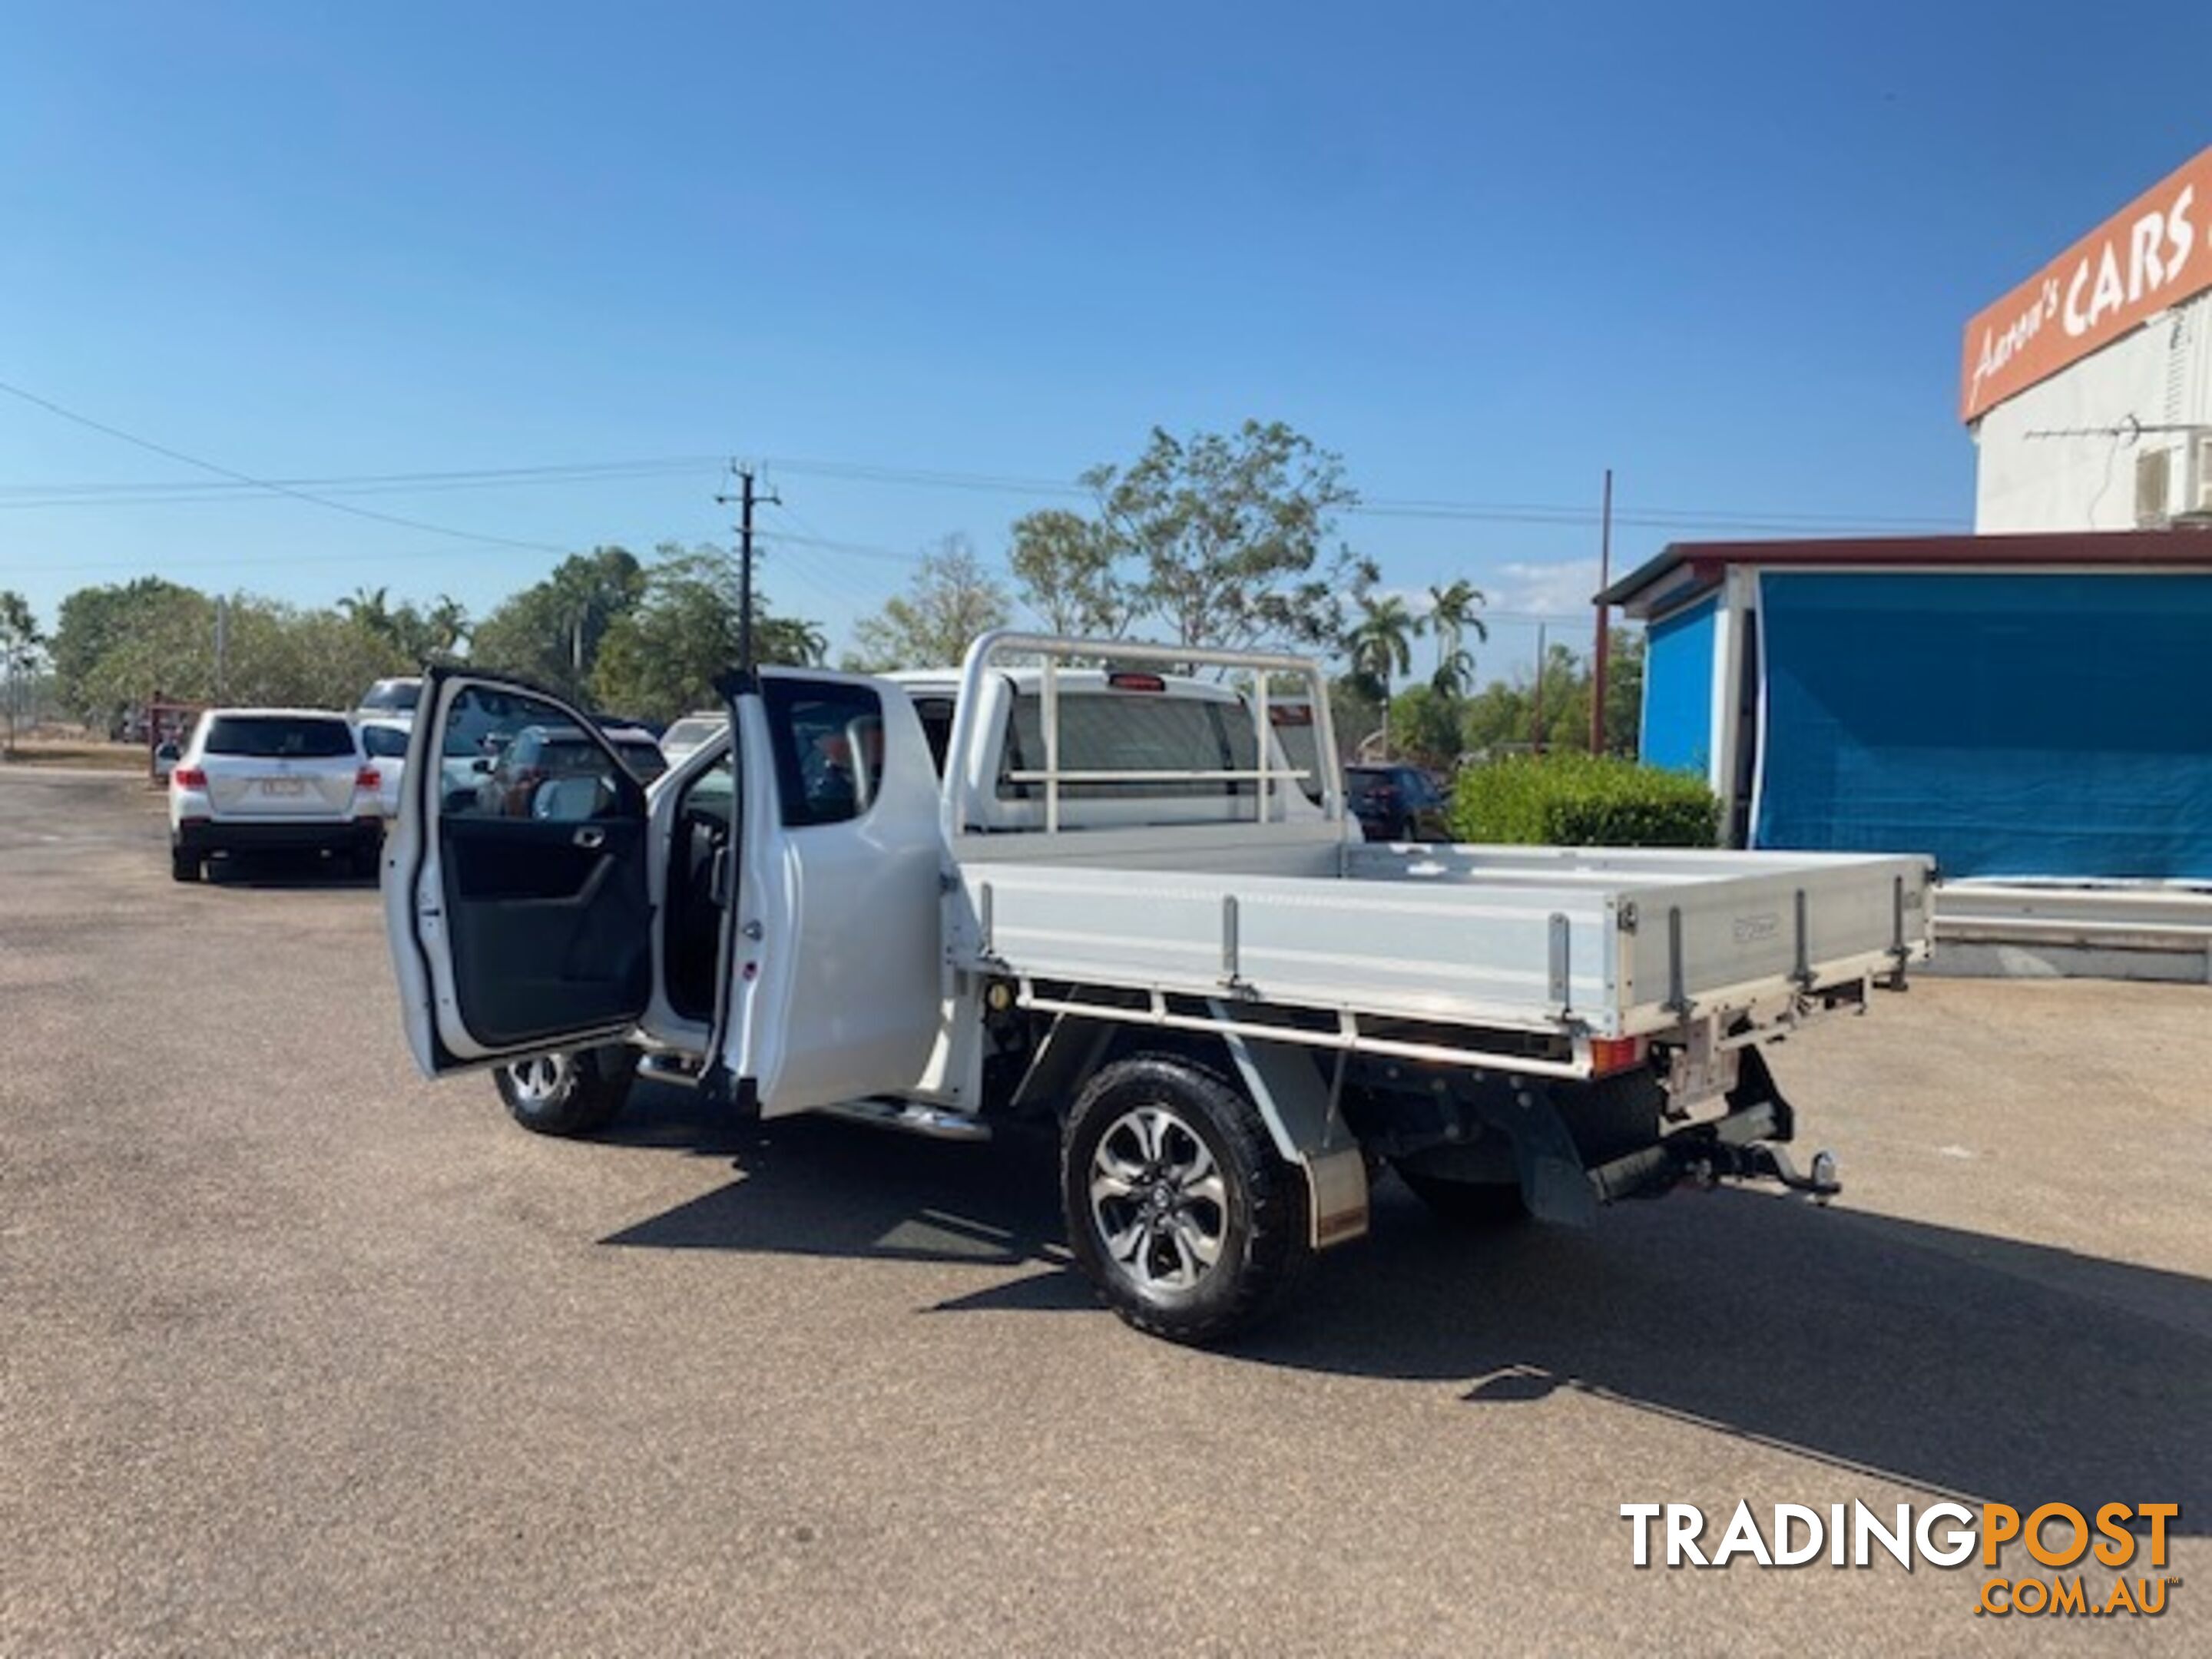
[1753,571,2212,879]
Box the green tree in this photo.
[56,580,223,728]
[469,547,647,700]
[846,535,1012,671]
[1459,637,1631,758]
[230,600,416,709]
[1604,629,1644,757]
[1425,578,1488,699]
[1,590,45,757]
[1342,592,1422,757]
[1005,422,1362,653]
[1007,508,1132,637]
[1386,683,1463,770]
[590,544,823,724]
[338,587,467,665]
[49,578,204,731]
[46,578,473,726]
[337,585,396,641]
[422,594,471,657]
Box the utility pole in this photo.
[1590,468,1613,754]
[1532,621,1547,755]
[715,464,779,673]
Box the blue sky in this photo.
[3,2,2207,674]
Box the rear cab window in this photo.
[999,689,1257,800]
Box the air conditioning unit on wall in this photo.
[2189,434,2212,520]
[2135,446,2171,527]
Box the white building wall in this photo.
[1972,290,2212,531]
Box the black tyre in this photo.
[349,844,382,882]
[494,1046,637,1137]
[1392,1164,1529,1228]
[1061,1054,1310,1344]
[170,846,200,883]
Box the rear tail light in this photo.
[1106,671,1167,692]
[1588,1035,1648,1076]
[173,767,207,790]
[356,767,382,792]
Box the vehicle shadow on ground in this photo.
[602,1090,2212,1531]
[199,850,380,889]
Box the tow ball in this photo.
[1687,1143,1840,1205]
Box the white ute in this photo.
[383,634,1933,1343]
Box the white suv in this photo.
[167,708,386,882]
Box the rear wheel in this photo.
[170,846,200,883]
[1061,1055,1309,1344]
[495,1046,637,1137]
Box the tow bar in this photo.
[1684,1140,1840,1204]
[1585,1112,1841,1207]
[1582,1047,1842,1207]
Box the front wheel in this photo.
[1061,1055,1310,1344]
[494,1046,637,1137]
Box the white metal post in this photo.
[1041,654,1061,835]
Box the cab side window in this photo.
[763,680,886,827]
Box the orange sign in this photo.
[1959,148,2212,422]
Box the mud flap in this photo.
[1212,1012,1370,1250]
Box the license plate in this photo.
[260,778,307,797]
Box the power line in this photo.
[760,454,1965,533]
[0,420,1967,535]
[0,377,582,557]
[0,455,728,508]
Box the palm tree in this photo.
[1425,578,1488,700]
[426,595,471,657]
[338,585,399,648]
[1344,593,1422,757]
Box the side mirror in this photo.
[154,742,180,763]
[471,757,492,775]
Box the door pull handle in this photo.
[573,826,606,850]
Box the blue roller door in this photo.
[1641,595,1717,773]
[1753,571,2212,879]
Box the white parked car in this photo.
[167,708,385,882]
[356,718,412,816]
[353,676,422,727]
[657,710,726,768]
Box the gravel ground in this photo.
[2,764,2206,1655]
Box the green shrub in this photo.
[1449,753,1719,848]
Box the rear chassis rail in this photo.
[1008,967,1881,1086]
[1356,1043,1843,1227]
[997,969,1869,1239]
